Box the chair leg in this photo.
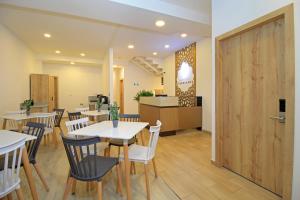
[16,188,25,200]
[116,164,123,196]
[59,127,63,135]
[152,158,158,178]
[133,162,136,174]
[63,176,74,200]
[52,129,59,147]
[144,164,151,200]
[86,182,90,192]
[71,180,77,195]
[118,147,121,157]
[33,163,50,192]
[7,193,12,200]
[97,181,103,200]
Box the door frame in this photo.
[215,4,295,199]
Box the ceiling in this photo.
[0,0,211,62]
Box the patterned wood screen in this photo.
[175,43,196,107]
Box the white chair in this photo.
[5,110,26,131]
[36,112,57,146]
[65,117,109,155]
[119,120,162,200]
[0,138,25,200]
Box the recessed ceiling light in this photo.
[181,33,187,38]
[80,53,85,57]
[164,44,170,49]
[70,61,75,65]
[155,20,165,27]
[153,52,158,56]
[43,33,51,38]
[55,50,61,54]
[128,44,134,49]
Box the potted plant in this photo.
[96,98,103,112]
[134,90,154,101]
[21,99,34,115]
[109,102,119,128]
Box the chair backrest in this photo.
[5,111,26,130]
[75,107,89,112]
[119,114,140,122]
[23,122,46,164]
[35,112,56,129]
[147,120,162,160]
[68,112,82,121]
[65,117,89,133]
[53,108,65,127]
[0,139,25,197]
[61,135,101,181]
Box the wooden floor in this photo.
[9,121,281,200]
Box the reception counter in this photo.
[139,97,202,135]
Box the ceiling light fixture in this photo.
[70,61,75,65]
[55,50,61,54]
[80,53,85,57]
[43,33,51,38]
[181,33,187,38]
[155,20,165,27]
[153,52,158,56]
[128,44,134,49]
[164,44,170,49]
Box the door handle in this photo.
[269,115,285,123]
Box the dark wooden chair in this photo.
[24,122,50,192]
[61,135,122,200]
[53,108,65,134]
[68,112,81,121]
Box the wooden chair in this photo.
[108,114,141,156]
[0,134,25,200]
[23,122,49,192]
[120,120,162,200]
[61,135,123,200]
[68,112,81,121]
[53,108,65,134]
[65,117,110,194]
[36,112,57,146]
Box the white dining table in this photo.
[1,112,54,131]
[0,130,38,200]
[68,120,148,200]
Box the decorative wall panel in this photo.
[175,43,196,107]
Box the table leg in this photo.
[22,148,39,200]
[140,130,145,146]
[18,121,24,132]
[2,119,7,129]
[123,140,132,200]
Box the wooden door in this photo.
[30,74,49,104]
[48,76,55,112]
[120,79,124,114]
[216,6,295,198]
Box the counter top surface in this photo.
[139,96,178,107]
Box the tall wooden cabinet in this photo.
[30,74,58,112]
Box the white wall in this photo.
[163,39,212,131]
[0,24,41,116]
[211,1,300,199]
[124,63,162,114]
[163,53,175,96]
[196,39,212,132]
[42,63,103,112]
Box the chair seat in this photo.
[119,144,151,163]
[71,155,118,181]
[109,137,136,147]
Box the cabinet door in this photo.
[30,74,49,104]
[48,76,55,112]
